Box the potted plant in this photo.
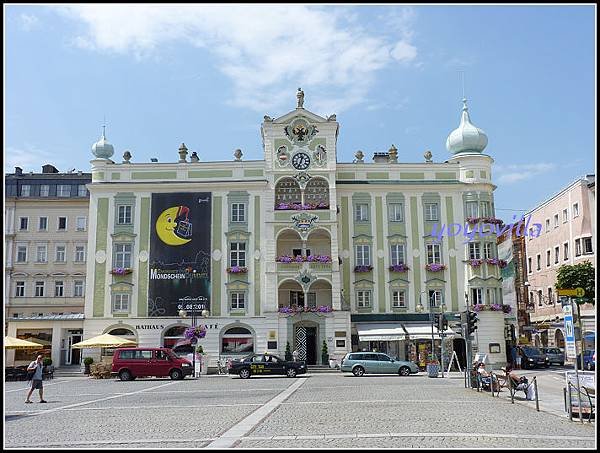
[426,354,440,378]
[43,357,52,367]
[321,340,329,365]
[83,357,94,375]
[285,342,293,361]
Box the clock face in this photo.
[292,152,311,170]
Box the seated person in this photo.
[477,362,499,390]
[506,366,535,400]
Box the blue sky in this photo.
[4,5,596,221]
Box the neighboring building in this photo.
[5,165,91,367]
[524,175,596,352]
[83,91,509,369]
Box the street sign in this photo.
[562,304,576,359]
[557,288,585,297]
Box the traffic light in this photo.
[433,313,441,327]
[467,310,478,336]
[441,316,448,332]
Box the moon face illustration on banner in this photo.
[155,205,192,246]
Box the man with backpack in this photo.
[25,355,47,404]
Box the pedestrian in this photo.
[292,349,299,362]
[26,354,47,404]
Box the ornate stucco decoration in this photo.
[293,171,312,189]
[284,118,318,145]
[313,145,327,166]
[276,145,290,167]
[295,269,316,291]
[291,212,319,235]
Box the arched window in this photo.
[222,326,254,355]
[163,325,188,349]
[275,178,301,209]
[304,178,329,208]
[104,327,137,357]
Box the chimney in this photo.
[373,152,389,163]
[14,167,22,175]
[42,164,59,174]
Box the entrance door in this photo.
[306,327,317,365]
[68,335,82,365]
[453,338,466,368]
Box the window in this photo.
[19,217,29,231]
[119,349,151,360]
[57,185,71,197]
[480,201,491,217]
[55,245,66,262]
[426,243,441,264]
[74,280,84,297]
[527,257,532,274]
[390,244,405,265]
[54,281,64,297]
[21,185,31,197]
[75,245,85,262]
[117,206,132,225]
[290,291,304,306]
[114,243,132,268]
[487,288,496,305]
[15,281,25,297]
[35,281,45,297]
[357,290,371,308]
[355,245,371,266]
[471,288,483,305]
[425,203,439,221]
[231,292,245,309]
[468,242,481,260]
[307,292,317,308]
[562,209,568,223]
[553,214,559,228]
[465,201,478,218]
[392,290,406,308]
[547,287,553,305]
[545,219,550,233]
[36,245,47,263]
[554,246,560,264]
[113,294,130,312]
[546,250,551,267]
[17,245,27,263]
[230,242,246,267]
[573,203,579,218]
[231,203,246,222]
[222,327,254,354]
[483,243,493,259]
[58,217,67,230]
[583,237,593,254]
[429,290,442,308]
[563,242,569,260]
[575,239,581,256]
[78,185,87,197]
[389,203,404,222]
[39,217,48,231]
[355,203,369,221]
[538,290,543,307]
[76,216,87,231]
[40,185,50,197]
[536,254,541,270]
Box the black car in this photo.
[228,353,307,379]
[517,346,550,369]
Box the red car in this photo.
[111,347,193,381]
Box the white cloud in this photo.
[495,163,557,184]
[19,13,39,31]
[56,5,419,114]
[4,145,60,173]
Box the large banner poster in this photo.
[148,192,211,317]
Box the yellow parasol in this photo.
[71,333,137,349]
[4,336,43,349]
[25,337,53,346]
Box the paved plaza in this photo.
[4,371,596,449]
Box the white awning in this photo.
[357,323,455,342]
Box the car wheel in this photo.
[170,369,183,380]
[239,368,251,379]
[286,368,297,378]
[398,366,410,376]
[352,366,365,377]
[545,363,550,368]
[119,369,132,381]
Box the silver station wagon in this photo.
[340,352,420,377]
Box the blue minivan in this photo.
[340,352,420,377]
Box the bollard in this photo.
[509,375,514,404]
[533,377,539,412]
[568,384,573,421]
[564,387,567,413]
[489,372,494,397]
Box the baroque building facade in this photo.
[82,91,508,370]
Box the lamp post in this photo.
[416,291,438,371]
[179,307,210,377]
[440,301,447,378]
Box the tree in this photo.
[555,260,595,305]
[285,342,292,361]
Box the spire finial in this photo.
[102,115,107,137]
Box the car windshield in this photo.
[523,347,542,355]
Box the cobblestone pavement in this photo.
[3,371,596,449]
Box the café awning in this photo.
[357,323,455,342]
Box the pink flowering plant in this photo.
[278,305,333,314]
[466,259,483,267]
[110,267,132,275]
[389,263,410,272]
[425,263,447,272]
[485,258,508,268]
[354,265,373,273]
[226,266,248,273]
[184,325,207,340]
[472,304,512,314]
[275,202,329,211]
[465,217,503,225]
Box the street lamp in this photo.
[179,307,210,377]
[416,291,438,371]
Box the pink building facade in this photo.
[524,175,595,352]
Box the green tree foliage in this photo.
[321,340,328,355]
[555,260,595,305]
[285,341,292,361]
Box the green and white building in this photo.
[83,91,509,370]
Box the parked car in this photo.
[111,347,193,381]
[340,352,419,377]
[576,350,595,371]
[228,353,306,379]
[516,346,550,369]
[540,347,565,366]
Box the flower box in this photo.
[278,305,333,314]
[226,266,248,274]
[184,325,207,341]
[465,259,483,267]
[110,267,132,275]
[276,255,332,263]
[485,258,507,268]
[389,264,410,272]
[425,263,446,272]
[275,202,329,211]
[354,265,373,273]
[472,303,512,314]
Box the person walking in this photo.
[26,354,47,404]
[292,349,299,362]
